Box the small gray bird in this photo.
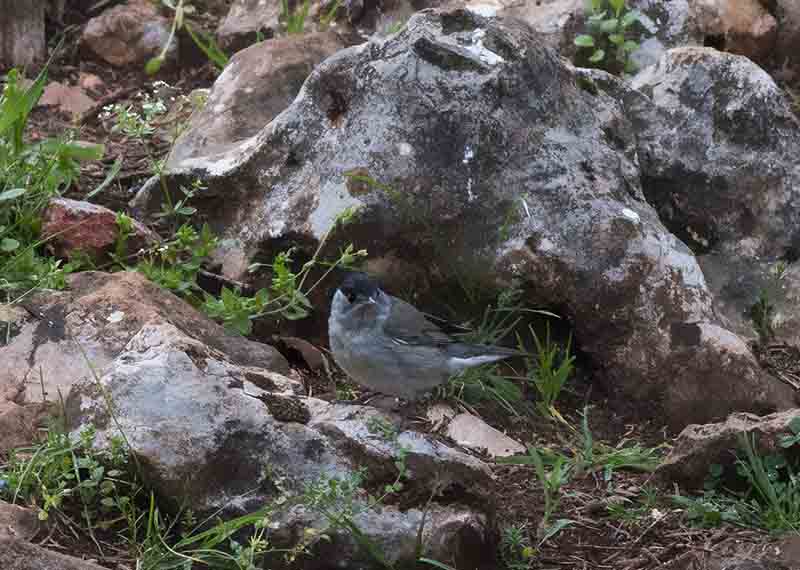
[328,273,525,401]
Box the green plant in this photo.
[320,0,341,28]
[132,496,308,570]
[606,485,661,524]
[114,212,134,265]
[385,20,405,35]
[0,420,134,558]
[673,432,800,532]
[781,417,800,449]
[500,523,536,569]
[571,407,662,480]
[525,323,575,419]
[366,415,399,442]
[103,91,197,236]
[0,65,103,294]
[498,446,574,545]
[103,93,202,233]
[457,284,526,346]
[443,364,526,417]
[574,0,641,74]
[148,1,229,74]
[136,222,218,302]
[736,433,800,531]
[750,261,787,344]
[300,414,454,569]
[442,284,551,416]
[204,241,367,335]
[212,207,366,334]
[281,0,311,34]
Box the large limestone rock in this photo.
[168,31,347,166]
[64,321,494,568]
[630,47,800,260]
[502,0,700,71]
[0,502,40,541]
[501,0,786,71]
[0,538,109,570]
[132,9,792,430]
[627,47,800,347]
[657,409,800,489]
[0,271,289,407]
[81,0,176,67]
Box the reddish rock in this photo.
[692,0,778,64]
[81,0,176,67]
[167,31,347,166]
[656,409,800,490]
[78,72,104,94]
[41,198,160,263]
[38,82,95,116]
[0,401,48,455]
[0,502,40,541]
[0,538,108,570]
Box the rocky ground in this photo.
[5,1,800,569]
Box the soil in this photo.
[4,2,798,569]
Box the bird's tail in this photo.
[445,342,529,360]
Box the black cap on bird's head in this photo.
[338,272,381,304]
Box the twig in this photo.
[80,86,140,124]
[198,269,254,294]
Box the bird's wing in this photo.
[383,296,528,358]
[382,296,454,347]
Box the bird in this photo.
[328,272,526,401]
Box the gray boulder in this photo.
[132,9,792,430]
[0,538,109,570]
[657,409,800,489]
[630,47,800,260]
[502,0,700,71]
[65,321,494,567]
[627,47,800,347]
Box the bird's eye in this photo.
[343,289,356,303]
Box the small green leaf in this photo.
[0,188,26,201]
[587,10,607,23]
[231,313,252,336]
[600,18,619,33]
[57,141,105,161]
[623,40,639,52]
[574,34,595,48]
[609,33,624,45]
[621,10,640,28]
[538,518,575,546]
[0,237,19,252]
[145,56,165,75]
[789,417,800,435]
[609,0,624,16]
[624,58,639,73]
[589,49,606,63]
[418,559,457,570]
